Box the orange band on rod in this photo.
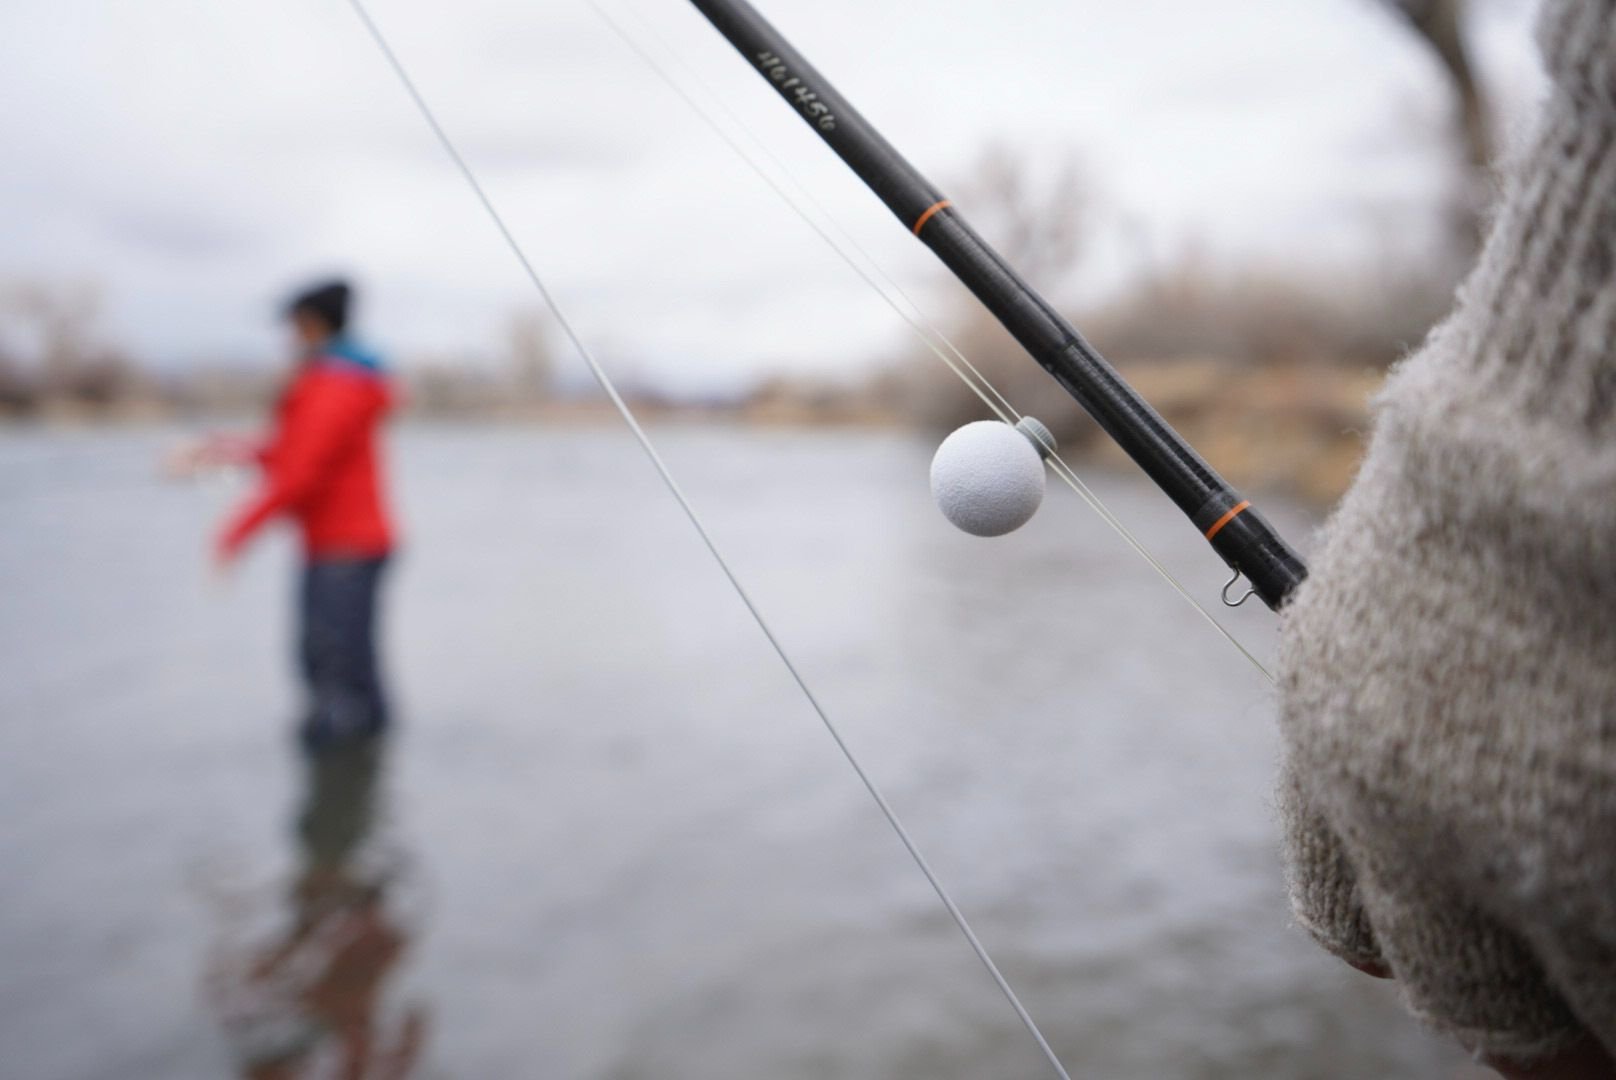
[911,199,952,235]
[1203,500,1251,541]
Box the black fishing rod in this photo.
[689,0,1307,611]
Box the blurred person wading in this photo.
[210,280,397,749]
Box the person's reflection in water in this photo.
[206,741,427,1079]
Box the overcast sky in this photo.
[0,0,1543,393]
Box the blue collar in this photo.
[312,336,385,373]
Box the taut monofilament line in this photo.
[340,2,1078,1076]
[689,0,1308,612]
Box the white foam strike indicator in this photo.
[930,418,1057,537]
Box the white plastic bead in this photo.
[929,420,1047,537]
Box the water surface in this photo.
[0,425,1472,1078]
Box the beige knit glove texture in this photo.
[1276,0,1616,1063]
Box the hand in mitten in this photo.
[1277,1,1616,1072]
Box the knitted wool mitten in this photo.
[1277,0,1616,1062]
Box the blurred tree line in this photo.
[0,281,151,417]
[0,284,570,422]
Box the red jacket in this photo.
[219,342,395,560]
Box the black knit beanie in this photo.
[285,279,352,334]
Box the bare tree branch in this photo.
[1378,0,1496,258]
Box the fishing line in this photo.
[586,0,1273,682]
[340,3,1073,1077]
